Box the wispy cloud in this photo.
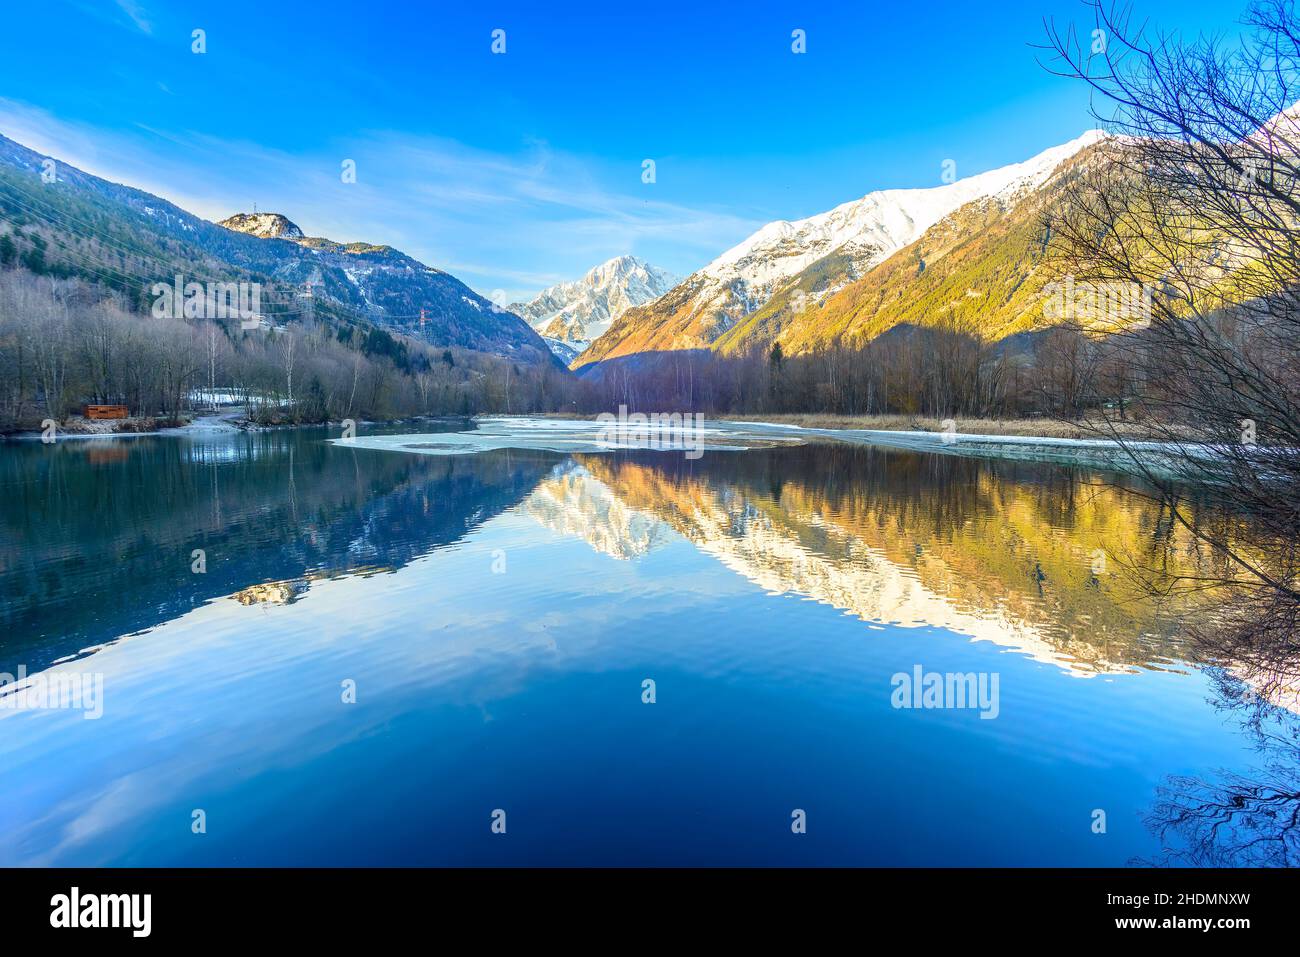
[0,98,757,301]
[113,0,153,36]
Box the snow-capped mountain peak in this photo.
[701,130,1107,291]
[510,255,679,360]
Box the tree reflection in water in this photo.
[1139,670,1300,867]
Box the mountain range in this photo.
[0,125,1156,380]
[575,131,1110,369]
[0,133,555,363]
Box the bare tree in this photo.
[1040,0,1300,694]
[280,332,295,407]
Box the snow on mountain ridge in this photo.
[511,255,679,358]
[701,130,1108,292]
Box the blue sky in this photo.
[0,0,1244,301]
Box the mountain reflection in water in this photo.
[0,427,559,674]
[527,445,1218,675]
[0,429,1289,867]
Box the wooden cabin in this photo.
[84,404,129,420]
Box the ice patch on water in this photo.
[327,416,805,457]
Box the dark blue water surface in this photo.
[0,425,1290,866]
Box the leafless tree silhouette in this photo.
[1040,0,1300,697]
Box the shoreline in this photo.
[711,418,1274,481]
[1,409,475,442]
[2,411,1232,482]
[526,410,1173,441]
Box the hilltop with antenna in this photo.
[219,212,304,240]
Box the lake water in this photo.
[0,419,1289,866]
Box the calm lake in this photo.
[0,420,1287,866]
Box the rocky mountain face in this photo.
[510,255,677,362]
[214,208,558,360]
[576,131,1109,369]
[218,212,304,239]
